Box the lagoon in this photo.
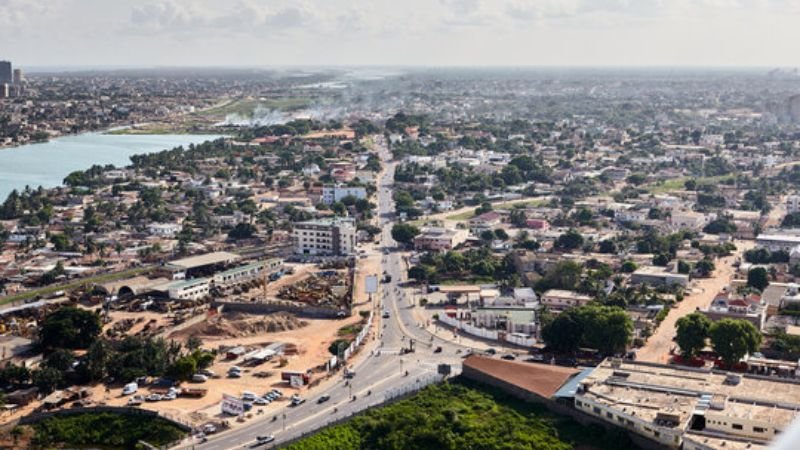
[0,133,221,200]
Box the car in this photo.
[254,397,270,405]
[192,374,209,383]
[271,389,283,397]
[228,370,242,378]
[122,382,138,396]
[382,311,390,319]
[253,435,275,446]
[433,346,442,353]
[317,394,330,404]
[198,369,216,377]
[501,354,516,361]
[485,348,497,355]
[242,391,257,401]
[127,395,144,406]
[163,391,177,401]
[202,424,217,434]
[290,394,305,406]
[145,393,162,402]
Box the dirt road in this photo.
[636,240,753,363]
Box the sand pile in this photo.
[171,312,307,339]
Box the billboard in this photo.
[290,375,305,387]
[221,393,244,416]
[365,275,378,294]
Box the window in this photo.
[732,424,743,430]
[606,412,613,419]
[754,427,766,433]
[593,407,601,414]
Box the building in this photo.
[167,278,211,301]
[413,227,468,252]
[0,83,8,99]
[12,68,22,85]
[575,358,799,449]
[787,195,800,214]
[701,292,766,330]
[469,211,502,233]
[756,233,800,252]
[473,307,537,335]
[212,259,283,288]
[147,222,182,238]
[670,211,709,231]
[630,266,689,287]
[321,184,367,205]
[0,61,11,84]
[525,219,550,231]
[292,217,356,256]
[541,289,592,311]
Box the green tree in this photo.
[675,313,711,359]
[555,229,584,251]
[166,356,197,381]
[709,319,762,366]
[227,222,257,240]
[32,367,64,394]
[39,307,102,351]
[695,259,715,277]
[391,223,421,245]
[620,261,638,273]
[542,311,583,353]
[747,267,769,291]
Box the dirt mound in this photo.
[171,312,307,339]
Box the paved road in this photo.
[183,139,467,450]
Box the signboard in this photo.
[221,394,244,416]
[365,275,378,294]
[290,375,305,388]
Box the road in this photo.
[183,138,468,450]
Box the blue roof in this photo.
[552,367,594,399]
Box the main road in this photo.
[186,139,468,450]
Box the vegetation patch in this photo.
[30,412,187,449]
[286,379,640,450]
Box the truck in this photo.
[281,371,310,384]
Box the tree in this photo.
[493,229,509,241]
[32,367,63,394]
[598,240,617,254]
[555,229,584,251]
[677,260,691,275]
[579,306,634,355]
[695,259,715,277]
[391,223,420,245]
[709,319,762,366]
[45,348,75,372]
[166,356,197,381]
[186,336,203,351]
[675,313,711,359]
[620,261,638,273]
[227,222,257,240]
[542,311,584,353]
[747,267,769,291]
[652,253,669,266]
[39,307,102,351]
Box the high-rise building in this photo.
[0,83,9,99]
[0,61,11,85]
[12,69,22,85]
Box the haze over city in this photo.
[3,0,800,67]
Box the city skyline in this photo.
[1,0,799,68]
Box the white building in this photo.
[756,233,800,252]
[787,195,800,214]
[147,223,182,238]
[321,184,368,205]
[292,218,356,256]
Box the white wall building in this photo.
[322,185,368,205]
[293,218,356,256]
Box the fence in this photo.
[329,311,373,370]
[437,314,536,348]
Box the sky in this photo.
[1,0,798,68]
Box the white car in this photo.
[255,435,275,446]
[163,391,177,401]
[127,395,144,406]
[242,391,257,402]
[254,396,270,405]
[145,393,162,402]
[192,374,209,383]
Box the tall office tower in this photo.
[0,61,11,84]
[12,69,22,85]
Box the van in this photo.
[122,383,138,396]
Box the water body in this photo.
[0,133,222,201]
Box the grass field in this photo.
[193,97,312,119]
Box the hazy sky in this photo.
[1,0,797,68]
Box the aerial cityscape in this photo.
[2,1,800,450]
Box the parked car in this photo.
[127,395,144,406]
[192,374,209,383]
[145,393,162,402]
[202,424,217,434]
[254,397,270,405]
[242,391,257,402]
[122,382,138,396]
[501,354,516,361]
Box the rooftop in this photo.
[167,251,241,270]
[463,355,579,399]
